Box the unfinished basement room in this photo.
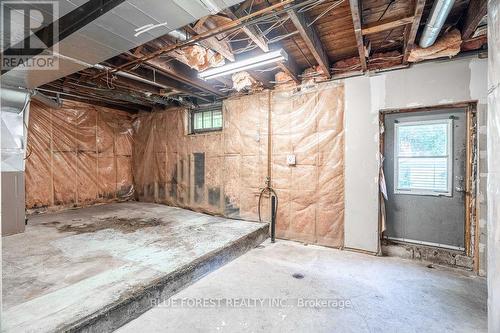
[1,0,499,332]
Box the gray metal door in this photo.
[383,109,466,250]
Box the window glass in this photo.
[212,110,222,128]
[397,123,448,157]
[398,157,448,192]
[191,108,222,133]
[395,120,452,195]
[194,112,203,130]
[203,111,212,128]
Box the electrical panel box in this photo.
[286,154,296,166]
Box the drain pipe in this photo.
[419,0,455,48]
[257,90,278,242]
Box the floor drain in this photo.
[292,273,304,279]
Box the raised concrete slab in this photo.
[2,202,268,332]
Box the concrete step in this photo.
[65,224,269,333]
[2,202,269,333]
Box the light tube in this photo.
[199,49,288,80]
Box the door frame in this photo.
[378,101,478,260]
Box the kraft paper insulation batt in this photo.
[133,83,345,247]
[25,100,134,212]
[25,83,345,247]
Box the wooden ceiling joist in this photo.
[348,0,368,71]
[128,52,224,98]
[225,8,269,52]
[125,65,213,102]
[187,23,235,62]
[461,0,487,40]
[362,16,415,35]
[402,0,426,65]
[287,9,331,78]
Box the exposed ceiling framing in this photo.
[461,0,488,40]
[349,0,368,71]
[7,0,487,111]
[403,0,427,64]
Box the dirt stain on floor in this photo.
[43,217,163,234]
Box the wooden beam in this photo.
[193,16,208,31]
[110,54,213,101]
[225,9,269,52]
[287,9,331,78]
[348,0,367,71]
[362,16,414,35]
[462,0,487,40]
[402,0,426,64]
[187,24,235,62]
[234,0,255,17]
[143,58,225,97]
[124,52,224,97]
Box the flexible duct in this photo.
[419,0,456,48]
[1,88,29,114]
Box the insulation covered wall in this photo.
[25,100,134,211]
[133,83,345,247]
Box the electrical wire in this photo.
[298,0,327,13]
[307,0,343,27]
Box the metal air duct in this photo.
[419,0,456,48]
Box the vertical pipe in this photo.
[267,90,272,185]
[271,195,276,243]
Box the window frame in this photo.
[190,107,223,134]
[393,118,453,196]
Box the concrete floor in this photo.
[118,240,487,333]
[2,202,267,332]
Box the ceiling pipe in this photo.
[167,30,189,41]
[419,0,456,48]
[93,64,171,90]
[32,90,62,109]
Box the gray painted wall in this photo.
[384,109,467,249]
[343,56,488,254]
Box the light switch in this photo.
[286,154,296,166]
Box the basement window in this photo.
[394,119,453,196]
[190,107,222,133]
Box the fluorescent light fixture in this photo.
[199,49,288,80]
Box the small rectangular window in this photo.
[394,119,453,196]
[191,107,222,133]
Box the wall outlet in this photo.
[286,154,296,166]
